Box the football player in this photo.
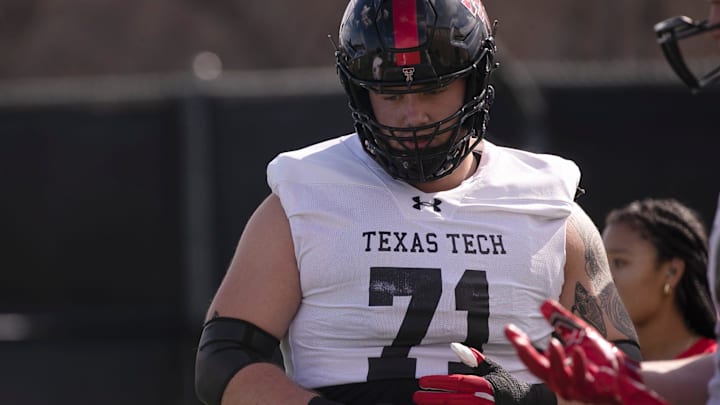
[193,0,639,404]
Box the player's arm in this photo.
[415,203,636,405]
[195,194,320,405]
[560,203,640,354]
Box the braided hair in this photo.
[605,198,715,339]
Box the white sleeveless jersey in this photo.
[706,194,720,405]
[267,134,580,389]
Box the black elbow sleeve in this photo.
[612,339,643,363]
[194,317,283,405]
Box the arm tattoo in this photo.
[599,284,638,341]
[568,209,638,341]
[568,213,611,293]
[572,282,607,337]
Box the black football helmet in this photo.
[335,0,497,183]
[655,15,720,92]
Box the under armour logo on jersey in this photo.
[412,196,442,212]
[402,67,415,83]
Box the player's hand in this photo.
[413,343,554,405]
[504,299,668,405]
[413,343,494,404]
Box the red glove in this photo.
[414,343,495,405]
[504,299,668,405]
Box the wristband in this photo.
[527,384,558,405]
[483,365,557,405]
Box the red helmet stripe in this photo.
[392,0,420,65]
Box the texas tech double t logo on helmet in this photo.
[335,0,498,183]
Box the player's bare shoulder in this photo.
[564,203,638,341]
[205,193,301,338]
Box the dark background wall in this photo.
[0,68,717,404]
[541,85,719,231]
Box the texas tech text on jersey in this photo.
[361,230,508,255]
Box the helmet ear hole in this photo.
[337,64,373,119]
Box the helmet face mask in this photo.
[353,89,488,180]
[655,15,720,92]
[335,0,497,183]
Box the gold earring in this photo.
[663,283,671,295]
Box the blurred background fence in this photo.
[1,1,719,404]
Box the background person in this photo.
[603,198,716,361]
